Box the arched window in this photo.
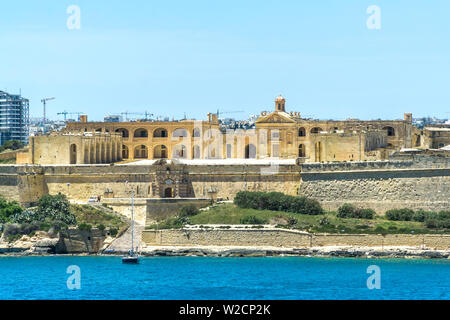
[115,128,129,138]
[172,128,188,138]
[383,126,395,137]
[153,128,168,138]
[134,128,148,138]
[298,127,306,137]
[310,127,323,134]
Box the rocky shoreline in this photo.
[1,231,449,259]
[136,246,450,259]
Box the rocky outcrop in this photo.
[58,228,106,254]
[0,228,107,255]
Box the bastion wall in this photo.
[0,154,448,216]
[142,229,450,250]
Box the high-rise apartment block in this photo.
[0,90,29,145]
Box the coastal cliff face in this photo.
[0,228,108,255]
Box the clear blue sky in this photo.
[1,0,449,121]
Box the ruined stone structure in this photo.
[27,132,123,165]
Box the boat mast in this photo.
[131,188,134,255]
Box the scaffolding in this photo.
[0,90,29,145]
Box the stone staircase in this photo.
[105,224,145,254]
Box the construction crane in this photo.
[121,111,154,121]
[57,111,84,121]
[41,97,55,124]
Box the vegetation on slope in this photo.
[164,203,438,234]
[0,194,128,241]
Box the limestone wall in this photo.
[142,229,450,250]
[142,229,311,247]
[299,167,450,213]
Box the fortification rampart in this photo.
[0,156,448,215]
[142,229,450,250]
[298,158,449,213]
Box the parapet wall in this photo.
[142,229,450,250]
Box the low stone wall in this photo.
[142,229,450,250]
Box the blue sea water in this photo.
[0,256,448,300]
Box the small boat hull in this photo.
[122,256,139,264]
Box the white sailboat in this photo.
[122,184,139,264]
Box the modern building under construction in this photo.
[0,90,29,145]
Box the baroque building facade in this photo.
[62,95,417,163]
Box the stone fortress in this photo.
[1,96,449,225]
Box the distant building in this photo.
[104,115,123,122]
[0,90,29,145]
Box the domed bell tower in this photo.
[275,95,286,112]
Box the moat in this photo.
[0,256,448,300]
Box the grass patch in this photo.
[147,203,450,234]
[70,204,128,235]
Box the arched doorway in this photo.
[122,145,129,159]
[164,187,174,198]
[193,145,201,159]
[154,145,168,159]
[173,145,187,159]
[299,144,306,157]
[70,144,77,164]
[134,145,148,159]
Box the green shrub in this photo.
[179,204,200,218]
[337,204,375,219]
[234,191,324,215]
[337,203,356,218]
[3,222,40,237]
[33,194,76,225]
[0,197,23,223]
[78,223,92,231]
[97,224,106,231]
[109,227,118,237]
[358,209,376,219]
[240,215,267,225]
[385,209,415,221]
[0,140,25,153]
